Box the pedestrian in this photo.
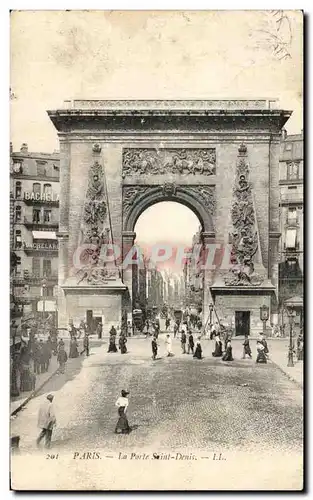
[242,334,252,359]
[69,336,79,358]
[83,333,90,356]
[193,339,203,360]
[39,340,46,373]
[32,340,41,375]
[210,323,216,340]
[96,322,103,339]
[119,334,128,354]
[57,346,68,374]
[36,394,56,449]
[212,333,223,357]
[181,330,187,354]
[165,317,170,331]
[115,390,131,434]
[145,319,150,337]
[173,322,179,338]
[223,330,231,352]
[259,333,269,357]
[57,338,65,353]
[187,332,194,354]
[108,326,118,353]
[222,340,234,361]
[297,334,304,361]
[151,335,158,360]
[43,340,52,371]
[165,334,174,357]
[256,341,267,363]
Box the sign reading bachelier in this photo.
[24,192,60,202]
[28,242,58,250]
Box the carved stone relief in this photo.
[122,184,216,228]
[76,159,117,285]
[224,144,264,287]
[122,148,216,177]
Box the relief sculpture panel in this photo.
[122,148,216,177]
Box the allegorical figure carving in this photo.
[224,144,264,287]
[122,148,216,177]
[76,160,117,285]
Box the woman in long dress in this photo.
[115,390,131,434]
[164,334,174,357]
[222,340,234,361]
[212,334,223,357]
[119,335,128,354]
[242,334,252,359]
[69,337,79,358]
[193,340,203,359]
[256,341,267,363]
[108,327,118,353]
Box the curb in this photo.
[269,358,303,389]
[10,367,60,417]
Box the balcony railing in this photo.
[23,216,59,228]
[12,272,58,284]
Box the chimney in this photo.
[20,143,28,153]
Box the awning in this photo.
[285,229,297,249]
[32,231,57,240]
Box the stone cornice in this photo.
[48,100,292,133]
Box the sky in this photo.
[10,10,303,248]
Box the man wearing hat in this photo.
[36,394,56,449]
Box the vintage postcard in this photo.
[10,10,303,490]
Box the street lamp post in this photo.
[209,303,214,329]
[286,306,296,367]
[260,305,269,336]
[42,278,47,337]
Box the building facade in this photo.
[10,143,60,325]
[278,131,303,329]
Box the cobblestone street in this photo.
[11,336,303,490]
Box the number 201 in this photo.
[46,454,59,459]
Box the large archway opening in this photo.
[132,201,204,329]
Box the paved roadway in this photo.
[11,336,303,490]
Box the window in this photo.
[15,205,22,222]
[287,162,300,180]
[285,143,292,151]
[33,209,41,223]
[287,208,297,225]
[33,183,41,195]
[43,209,51,223]
[43,184,52,196]
[285,228,297,250]
[13,161,23,174]
[32,258,41,277]
[43,259,52,277]
[36,162,46,176]
[46,287,54,297]
[15,181,22,199]
[15,230,22,249]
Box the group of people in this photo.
[107,326,128,354]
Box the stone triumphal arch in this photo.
[48,100,290,335]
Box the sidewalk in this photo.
[11,338,71,416]
[10,355,60,415]
[267,339,303,388]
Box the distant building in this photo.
[10,143,60,325]
[278,131,303,329]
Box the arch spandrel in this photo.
[122,183,215,234]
